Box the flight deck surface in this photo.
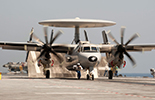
[0,74,155,100]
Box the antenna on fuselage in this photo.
[102,30,108,44]
[74,26,80,44]
[84,30,89,41]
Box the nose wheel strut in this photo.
[86,74,94,80]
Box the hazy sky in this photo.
[0,0,155,73]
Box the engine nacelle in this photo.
[37,58,51,67]
[110,59,125,69]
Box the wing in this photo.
[98,44,114,53]
[52,44,77,53]
[0,41,42,51]
[98,43,155,53]
[0,41,77,53]
[126,44,155,51]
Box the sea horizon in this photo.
[119,73,153,78]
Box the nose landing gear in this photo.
[86,67,95,80]
[87,74,90,80]
[86,74,94,80]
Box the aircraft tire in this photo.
[108,70,113,79]
[87,74,90,80]
[46,70,50,79]
[92,75,94,80]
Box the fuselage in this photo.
[73,41,102,69]
[78,52,101,69]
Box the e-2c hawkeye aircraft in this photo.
[0,17,155,80]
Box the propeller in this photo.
[32,27,63,63]
[25,27,34,62]
[107,26,139,66]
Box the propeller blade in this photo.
[71,39,75,44]
[26,28,34,61]
[44,27,48,44]
[50,29,54,45]
[50,49,63,63]
[124,51,136,66]
[37,50,46,60]
[107,30,119,45]
[29,27,34,41]
[50,30,63,45]
[102,30,108,44]
[121,26,125,45]
[25,51,29,62]
[32,34,44,45]
[125,33,139,46]
[84,30,89,41]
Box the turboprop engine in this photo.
[105,26,139,68]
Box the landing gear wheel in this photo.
[46,70,50,79]
[92,75,94,80]
[108,70,113,79]
[87,74,90,80]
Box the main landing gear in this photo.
[43,63,51,79]
[46,70,50,79]
[108,70,113,79]
[43,67,50,79]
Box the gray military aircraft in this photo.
[3,62,28,73]
[0,17,155,80]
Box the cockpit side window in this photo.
[82,46,98,52]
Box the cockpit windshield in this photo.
[84,47,90,52]
[92,47,97,52]
[83,46,98,52]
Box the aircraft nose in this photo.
[88,56,98,62]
